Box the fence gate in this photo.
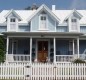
[25,63,54,80]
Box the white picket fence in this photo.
[0,62,86,80]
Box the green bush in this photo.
[73,59,86,63]
[0,36,5,63]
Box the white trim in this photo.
[8,35,79,38]
[27,4,60,23]
[39,14,48,30]
[68,13,81,32]
[4,9,22,20]
[16,18,18,32]
[77,19,80,32]
[36,39,50,61]
[6,37,9,62]
[64,9,83,21]
[7,17,18,32]
[7,17,10,31]
[30,37,32,63]
[77,38,79,58]
[54,37,56,63]
[6,37,9,55]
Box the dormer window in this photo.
[9,17,17,31]
[71,19,77,22]
[10,18,16,22]
[65,10,82,32]
[71,18,77,31]
[39,14,47,30]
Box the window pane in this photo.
[71,19,77,22]
[41,16,43,20]
[40,15,47,29]
[10,18,15,22]
[44,17,46,20]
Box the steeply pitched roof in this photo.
[0,4,86,25]
[27,4,60,23]
[64,9,83,21]
[4,9,22,20]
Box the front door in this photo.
[38,41,48,62]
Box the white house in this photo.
[0,4,86,63]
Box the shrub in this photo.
[73,59,86,63]
[0,36,5,63]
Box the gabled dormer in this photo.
[64,9,83,32]
[4,9,22,32]
[27,4,60,32]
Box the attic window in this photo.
[10,18,16,22]
[71,19,77,22]
[71,18,77,31]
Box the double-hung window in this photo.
[10,18,16,31]
[39,14,47,30]
[71,18,77,31]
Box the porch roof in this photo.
[2,32,83,38]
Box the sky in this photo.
[0,0,86,11]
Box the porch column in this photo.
[77,38,79,58]
[73,39,74,55]
[6,37,9,61]
[54,37,56,63]
[30,37,32,63]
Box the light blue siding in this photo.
[47,15,55,31]
[0,26,7,33]
[56,40,70,55]
[31,14,56,32]
[56,26,67,32]
[80,26,86,33]
[80,40,86,54]
[31,15,39,31]
[19,26,30,31]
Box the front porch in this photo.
[6,36,83,63]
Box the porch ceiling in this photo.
[2,32,83,37]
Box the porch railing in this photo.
[13,54,30,62]
[56,55,74,62]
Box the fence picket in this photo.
[0,62,86,80]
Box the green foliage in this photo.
[73,59,86,63]
[0,36,5,62]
